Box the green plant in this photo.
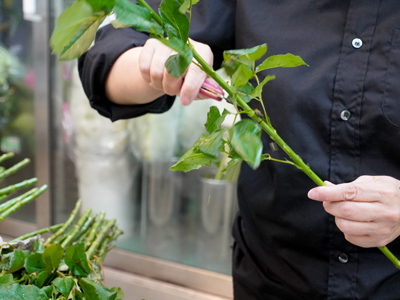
[0,153,124,299]
[50,0,400,269]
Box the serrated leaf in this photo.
[224,44,267,61]
[159,0,189,40]
[170,152,214,172]
[204,106,230,134]
[58,15,106,60]
[25,253,46,274]
[250,75,275,99]
[65,243,90,277]
[256,53,309,72]
[50,1,107,60]
[114,0,163,34]
[79,277,117,300]
[42,244,64,272]
[231,64,253,87]
[230,119,263,169]
[53,277,75,297]
[198,130,225,159]
[0,283,48,300]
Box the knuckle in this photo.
[340,202,355,218]
[343,184,358,200]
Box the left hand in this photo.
[308,175,400,248]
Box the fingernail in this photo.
[308,189,318,200]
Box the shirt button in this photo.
[338,253,349,264]
[340,110,351,121]
[352,38,363,49]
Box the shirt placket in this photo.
[328,1,380,299]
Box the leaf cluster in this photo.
[0,154,124,299]
[0,241,123,300]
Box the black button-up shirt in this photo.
[78,1,400,299]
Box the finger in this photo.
[162,69,183,96]
[149,47,175,90]
[138,43,155,84]
[323,200,381,222]
[335,217,377,237]
[180,40,213,105]
[308,182,381,203]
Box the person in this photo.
[78,1,400,299]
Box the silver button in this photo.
[340,110,351,121]
[352,38,363,49]
[338,253,349,264]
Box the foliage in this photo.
[0,153,124,299]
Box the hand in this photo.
[308,176,400,248]
[139,38,215,105]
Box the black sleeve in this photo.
[78,0,236,122]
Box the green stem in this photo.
[61,208,92,249]
[0,152,14,164]
[86,219,116,260]
[0,178,38,197]
[136,0,164,25]
[0,158,30,181]
[379,246,400,269]
[45,199,82,245]
[10,223,63,242]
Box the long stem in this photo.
[191,47,400,269]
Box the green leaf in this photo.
[113,0,163,34]
[0,283,48,300]
[34,271,52,288]
[198,130,225,159]
[42,244,64,272]
[230,119,263,169]
[0,274,13,284]
[25,253,46,274]
[204,106,230,134]
[231,64,253,87]
[179,0,200,14]
[109,287,124,300]
[250,75,276,99]
[85,0,115,13]
[256,53,309,72]
[53,277,75,297]
[170,141,215,173]
[161,38,193,77]
[60,15,106,60]
[236,82,255,103]
[41,285,53,298]
[8,250,30,273]
[50,1,106,60]
[79,277,117,300]
[65,243,91,277]
[224,44,267,61]
[159,0,189,40]
[165,53,193,77]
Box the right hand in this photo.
[138,38,215,106]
